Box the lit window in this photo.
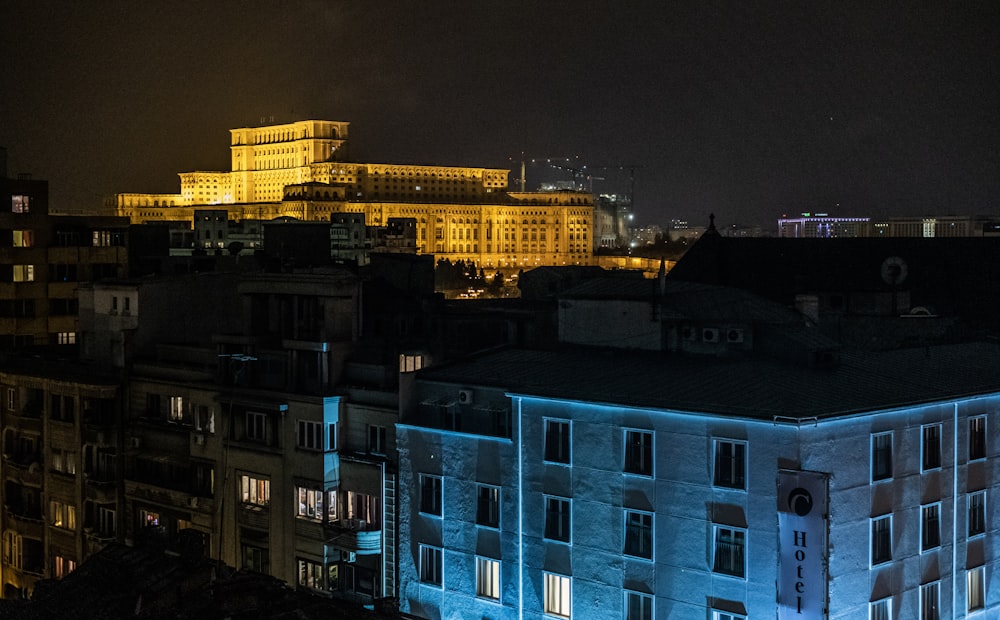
[969,490,986,538]
[12,230,34,247]
[968,566,985,613]
[871,515,892,566]
[12,264,34,282]
[713,438,746,489]
[420,474,442,516]
[713,613,746,620]
[297,558,325,590]
[196,405,215,433]
[970,416,987,461]
[544,573,571,618]
[712,526,745,578]
[296,487,324,521]
[297,420,323,450]
[368,425,387,454]
[11,195,30,213]
[476,557,500,600]
[869,597,891,620]
[624,510,653,560]
[240,474,270,506]
[54,555,76,578]
[57,332,76,345]
[921,503,940,552]
[544,419,571,464]
[922,423,941,471]
[419,545,442,586]
[169,396,185,423]
[920,581,939,620]
[50,501,76,530]
[871,432,893,482]
[544,496,571,543]
[625,591,653,620]
[624,429,653,477]
[476,484,500,529]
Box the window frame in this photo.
[869,598,891,620]
[368,424,387,454]
[871,431,893,482]
[921,502,941,552]
[969,415,987,461]
[968,565,985,613]
[476,484,501,529]
[296,486,324,521]
[713,438,747,490]
[543,418,571,464]
[712,524,746,579]
[713,612,746,620]
[475,556,501,601]
[625,590,654,620]
[921,423,942,471]
[240,474,271,507]
[543,572,571,618]
[624,428,654,477]
[544,495,572,544]
[920,581,940,620]
[419,474,443,517]
[623,509,654,561]
[968,490,986,538]
[297,420,323,451]
[419,544,443,587]
[871,514,892,566]
[246,411,267,442]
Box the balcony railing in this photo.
[326,519,382,554]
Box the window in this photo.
[625,591,653,620]
[624,429,653,476]
[6,388,14,411]
[51,449,77,475]
[624,510,653,560]
[420,474,442,516]
[922,423,941,471]
[12,195,30,213]
[544,419,570,464]
[54,555,76,578]
[196,405,215,433]
[12,265,34,282]
[477,484,500,529]
[13,230,34,247]
[419,545,442,586]
[169,396,185,423]
[969,490,986,538]
[297,487,324,521]
[545,496,571,543]
[871,432,893,482]
[871,515,892,565]
[870,598,891,620]
[57,332,76,345]
[50,501,76,530]
[297,558,325,590]
[476,557,500,600]
[3,532,22,569]
[297,420,322,450]
[240,474,270,506]
[544,573,571,618]
[713,439,746,489]
[368,424,386,454]
[970,416,986,461]
[241,544,269,573]
[713,526,745,578]
[968,566,985,612]
[98,506,116,537]
[246,411,266,441]
[920,581,939,620]
[921,503,940,552]
[328,422,338,450]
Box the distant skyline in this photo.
[2,1,997,229]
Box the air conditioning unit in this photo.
[188,497,199,508]
[458,389,474,405]
[701,328,720,343]
[192,434,205,446]
[727,328,745,343]
[340,550,357,563]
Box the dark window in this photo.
[624,430,653,476]
[970,417,986,461]
[544,496,570,543]
[544,419,570,464]
[476,485,500,528]
[624,511,653,559]
[713,526,745,577]
[872,432,893,481]
[871,516,891,565]
[922,425,941,470]
[420,474,442,516]
[714,439,746,489]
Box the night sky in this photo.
[2,1,998,229]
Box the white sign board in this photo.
[778,469,828,619]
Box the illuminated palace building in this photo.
[113,120,595,268]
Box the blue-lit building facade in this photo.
[396,341,1000,619]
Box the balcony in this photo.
[326,519,382,555]
[237,504,270,529]
[3,455,43,486]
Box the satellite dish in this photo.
[880,256,908,286]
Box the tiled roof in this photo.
[416,341,1000,420]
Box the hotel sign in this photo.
[778,470,828,618]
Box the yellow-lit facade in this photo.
[113,119,595,267]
